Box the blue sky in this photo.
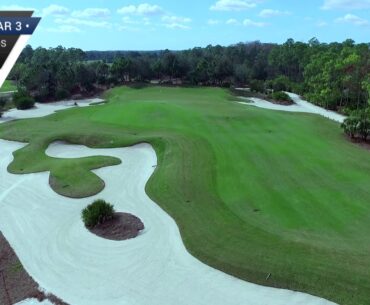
[1,0,370,50]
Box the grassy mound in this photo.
[1,86,370,305]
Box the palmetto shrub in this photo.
[82,199,115,228]
[270,91,292,103]
[14,96,35,110]
[341,108,370,140]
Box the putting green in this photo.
[1,86,370,305]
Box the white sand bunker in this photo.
[238,92,345,123]
[0,98,104,124]
[0,140,336,305]
[14,299,54,305]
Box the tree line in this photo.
[9,38,370,113]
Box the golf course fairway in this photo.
[1,86,370,305]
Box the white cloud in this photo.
[55,18,111,28]
[226,18,239,25]
[122,16,139,24]
[162,15,192,23]
[161,15,192,30]
[42,4,69,17]
[72,8,111,18]
[335,14,369,25]
[118,25,140,32]
[117,3,164,16]
[243,18,268,27]
[117,5,137,14]
[46,25,81,33]
[322,0,370,10]
[143,17,152,25]
[121,16,153,26]
[136,4,164,15]
[0,5,36,11]
[316,21,329,27]
[208,19,220,25]
[259,9,290,18]
[164,23,191,30]
[210,0,260,11]
[116,4,192,31]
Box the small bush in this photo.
[249,80,265,93]
[12,88,28,101]
[13,89,35,110]
[82,199,115,228]
[221,81,232,88]
[14,96,35,110]
[0,96,6,108]
[270,91,292,103]
[55,88,70,100]
[270,75,291,92]
[0,96,5,117]
[341,108,370,140]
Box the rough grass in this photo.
[0,80,16,92]
[1,86,370,305]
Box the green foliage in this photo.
[74,63,97,92]
[270,91,292,103]
[250,79,265,93]
[13,40,370,111]
[13,46,87,101]
[0,80,17,92]
[363,76,370,106]
[14,96,35,110]
[234,63,251,84]
[10,262,23,274]
[0,97,5,118]
[304,43,369,110]
[111,57,133,83]
[82,199,115,228]
[341,108,370,140]
[267,75,292,92]
[341,117,358,139]
[13,88,30,101]
[0,96,6,108]
[55,88,70,100]
[13,91,35,110]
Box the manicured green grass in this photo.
[1,86,370,304]
[0,80,16,92]
[8,139,121,198]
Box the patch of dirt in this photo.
[0,232,68,305]
[349,137,370,151]
[269,99,294,106]
[89,213,144,241]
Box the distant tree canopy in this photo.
[9,39,370,111]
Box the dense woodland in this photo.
[8,38,370,115]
